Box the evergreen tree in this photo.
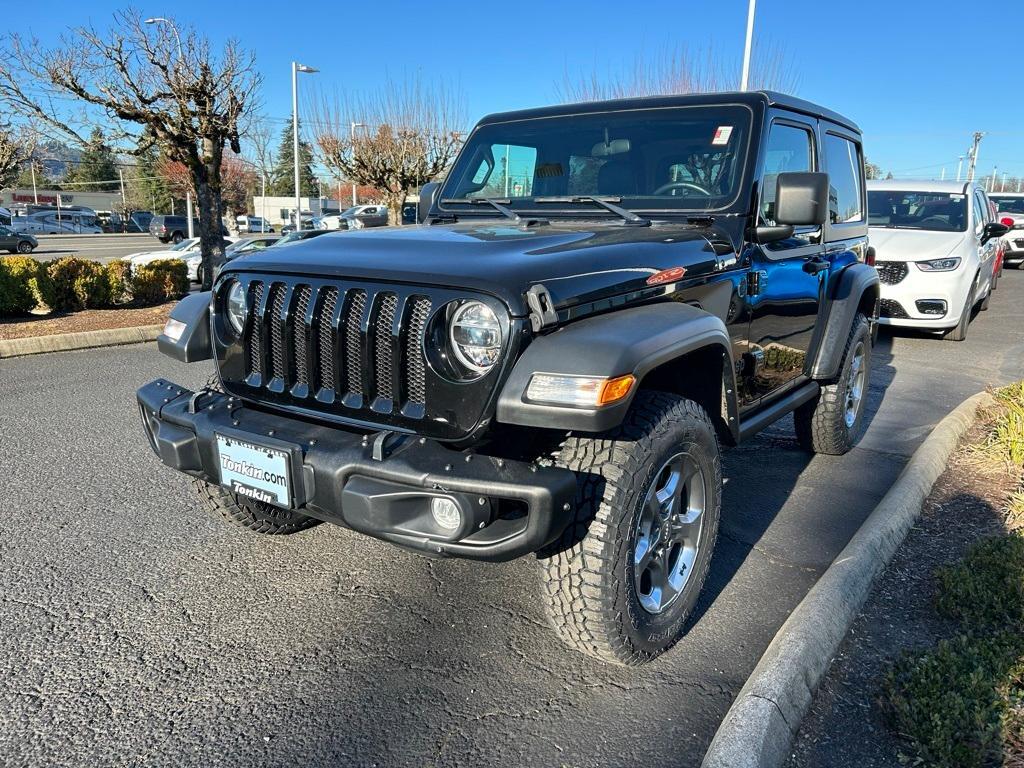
[269,122,316,197]
[135,142,174,213]
[65,128,119,191]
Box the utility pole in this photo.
[966,132,984,182]
[739,0,756,90]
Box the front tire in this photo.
[795,312,871,455]
[171,232,184,244]
[16,241,33,254]
[192,478,321,535]
[538,391,721,665]
[943,278,976,342]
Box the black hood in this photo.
[225,220,730,316]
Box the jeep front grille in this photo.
[242,279,432,414]
[876,261,908,285]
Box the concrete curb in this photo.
[0,324,163,359]
[701,390,995,768]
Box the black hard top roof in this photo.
[476,90,860,134]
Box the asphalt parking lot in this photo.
[2,271,1023,768]
[26,233,157,263]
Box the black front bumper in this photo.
[137,379,577,561]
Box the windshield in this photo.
[990,196,1024,215]
[441,105,752,212]
[868,191,968,232]
[169,238,198,251]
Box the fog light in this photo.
[431,497,462,531]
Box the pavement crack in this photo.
[749,692,790,729]
[719,529,819,574]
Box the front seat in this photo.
[597,159,638,196]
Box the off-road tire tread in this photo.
[538,391,720,666]
[794,313,870,455]
[192,478,320,535]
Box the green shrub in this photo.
[46,257,112,312]
[884,633,1022,768]
[0,255,43,315]
[936,534,1024,630]
[105,260,133,305]
[131,259,188,305]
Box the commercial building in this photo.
[251,196,342,228]
[1,187,124,213]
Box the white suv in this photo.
[988,192,1024,269]
[867,180,1006,341]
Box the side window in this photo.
[972,193,986,234]
[823,134,864,224]
[760,123,814,224]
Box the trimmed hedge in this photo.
[132,260,189,305]
[0,255,189,317]
[0,256,45,315]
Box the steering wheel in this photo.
[652,181,712,197]
[917,216,951,230]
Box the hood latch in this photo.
[526,284,558,332]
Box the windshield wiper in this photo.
[441,197,520,222]
[533,195,650,227]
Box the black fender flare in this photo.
[809,263,879,380]
[157,291,213,363]
[496,302,737,435]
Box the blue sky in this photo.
[8,0,1024,182]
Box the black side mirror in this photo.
[417,182,441,224]
[982,221,1009,243]
[775,172,829,226]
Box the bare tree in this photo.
[557,42,799,102]
[0,11,260,289]
[311,77,464,225]
[0,125,21,188]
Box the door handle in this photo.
[802,256,829,275]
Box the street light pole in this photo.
[292,62,318,231]
[146,18,192,237]
[739,0,757,91]
[956,155,964,182]
[350,121,366,206]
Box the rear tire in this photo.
[538,391,721,665]
[192,478,321,535]
[980,282,992,311]
[16,241,32,254]
[171,231,184,244]
[794,312,871,455]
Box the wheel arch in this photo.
[496,301,739,442]
[808,263,879,380]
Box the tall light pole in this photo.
[145,17,192,237]
[739,0,757,91]
[350,121,366,206]
[292,62,318,231]
[956,155,965,182]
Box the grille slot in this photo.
[268,284,287,381]
[316,287,339,392]
[237,279,438,420]
[405,297,431,404]
[876,261,908,285]
[246,281,265,377]
[344,290,367,397]
[292,285,312,386]
[374,293,399,401]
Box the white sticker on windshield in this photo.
[712,126,734,146]
[950,194,965,201]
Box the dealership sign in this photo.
[10,191,73,205]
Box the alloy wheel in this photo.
[633,451,706,615]
[844,340,866,428]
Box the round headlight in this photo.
[448,301,502,375]
[225,280,246,334]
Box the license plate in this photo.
[215,434,292,508]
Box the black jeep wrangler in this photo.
[138,91,879,665]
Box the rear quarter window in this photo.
[824,133,864,224]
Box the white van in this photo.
[235,215,273,234]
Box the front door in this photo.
[741,118,827,408]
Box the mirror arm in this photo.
[750,224,795,244]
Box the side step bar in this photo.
[738,381,820,441]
